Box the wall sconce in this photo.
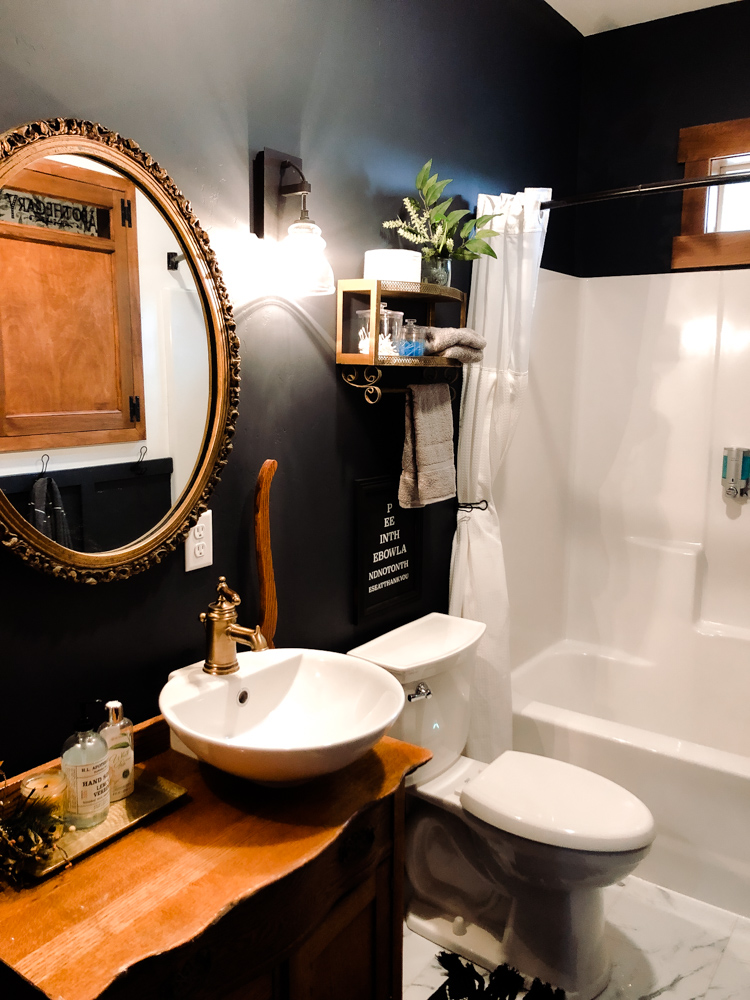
[252,148,335,297]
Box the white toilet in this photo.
[349,613,655,1000]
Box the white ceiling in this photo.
[545,0,740,35]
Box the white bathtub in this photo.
[512,639,750,917]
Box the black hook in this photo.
[457,499,488,512]
[167,252,186,271]
[132,446,148,475]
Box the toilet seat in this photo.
[460,751,655,853]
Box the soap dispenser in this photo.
[61,702,110,829]
[98,700,135,801]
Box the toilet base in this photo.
[406,896,611,1000]
[502,884,611,1000]
[407,900,504,972]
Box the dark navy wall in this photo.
[573,0,750,277]
[0,0,581,774]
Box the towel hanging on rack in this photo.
[398,384,456,509]
[29,475,72,548]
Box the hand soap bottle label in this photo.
[107,740,134,801]
[99,704,135,802]
[63,757,110,818]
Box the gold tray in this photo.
[35,767,187,877]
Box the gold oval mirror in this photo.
[0,118,239,583]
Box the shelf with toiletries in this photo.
[337,278,469,402]
[336,278,467,367]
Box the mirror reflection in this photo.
[0,153,210,553]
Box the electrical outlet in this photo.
[185,511,213,571]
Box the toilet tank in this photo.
[349,613,486,784]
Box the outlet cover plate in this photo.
[185,510,213,572]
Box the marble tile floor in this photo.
[403,875,750,1000]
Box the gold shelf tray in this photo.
[377,279,465,302]
[374,355,461,367]
[35,768,187,878]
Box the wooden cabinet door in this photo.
[0,157,145,452]
[215,971,276,1000]
[288,862,395,1000]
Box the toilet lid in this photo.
[460,751,655,852]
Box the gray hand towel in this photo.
[440,345,483,364]
[424,326,486,354]
[398,384,456,508]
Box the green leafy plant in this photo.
[382,159,502,261]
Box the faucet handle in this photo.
[201,577,242,628]
[212,576,241,610]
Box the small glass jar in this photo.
[356,302,391,354]
[20,768,67,839]
[356,308,370,354]
[381,309,403,356]
[398,318,425,357]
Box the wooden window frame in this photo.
[673,117,750,269]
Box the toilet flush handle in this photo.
[408,682,432,702]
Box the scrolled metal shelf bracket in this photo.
[341,365,383,404]
[340,364,460,404]
[425,366,459,385]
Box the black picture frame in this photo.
[355,475,423,623]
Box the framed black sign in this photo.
[355,476,423,622]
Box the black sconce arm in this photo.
[280,161,312,198]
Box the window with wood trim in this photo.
[673,117,750,269]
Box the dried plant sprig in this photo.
[382,159,503,261]
[0,786,64,888]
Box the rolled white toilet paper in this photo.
[363,249,421,282]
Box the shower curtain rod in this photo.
[541,169,750,211]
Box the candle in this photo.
[20,769,67,822]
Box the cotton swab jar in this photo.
[398,319,425,357]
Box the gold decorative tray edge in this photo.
[34,767,187,878]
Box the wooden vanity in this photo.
[0,719,430,999]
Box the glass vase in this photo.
[421,257,451,287]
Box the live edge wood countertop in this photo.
[0,720,430,1000]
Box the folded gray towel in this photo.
[441,345,483,364]
[424,326,486,354]
[398,384,456,508]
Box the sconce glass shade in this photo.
[279,219,335,297]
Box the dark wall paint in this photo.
[0,0,581,774]
[573,1,750,277]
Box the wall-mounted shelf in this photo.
[336,279,466,402]
[336,278,467,366]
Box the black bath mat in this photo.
[427,951,565,1000]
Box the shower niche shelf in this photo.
[336,278,466,403]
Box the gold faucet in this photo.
[199,577,268,675]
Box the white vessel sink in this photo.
[159,648,405,784]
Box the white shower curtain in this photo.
[449,188,550,762]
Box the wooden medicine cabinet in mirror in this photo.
[0,119,240,583]
[0,156,145,450]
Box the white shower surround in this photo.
[502,267,750,916]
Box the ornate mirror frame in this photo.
[0,118,240,583]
